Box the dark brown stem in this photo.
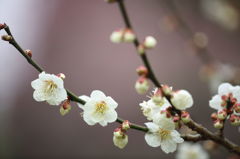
[115,0,240,155]
[2,24,148,133]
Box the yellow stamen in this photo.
[95,101,108,114]
[44,80,57,93]
[158,128,170,140]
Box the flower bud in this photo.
[122,120,130,131]
[113,129,128,149]
[181,111,191,123]
[161,84,173,96]
[152,88,164,105]
[137,44,145,55]
[171,90,193,110]
[0,23,5,30]
[113,128,123,138]
[230,114,240,126]
[213,120,223,129]
[135,77,150,94]
[136,66,148,77]
[57,73,66,80]
[211,112,218,121]
[217,110,227,120]
[143,36,157,49]
[110,29,123,43]
[1,35,12,41]
[234,103,240,113]
[160,110,172,118]
[25,49,32,58]
[123,29,135,42]
[173,115,180,122]
[60,100,71,116]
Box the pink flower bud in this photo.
[60,99,71,116]
[161,84,173,96]
[152,88,164,105]
[57,73,66,80]
[181,111,191,123]
[213,120,223,129]
[0,23,5,30]
[135,77,150,94]
[230,114,240,126]
[211,112,218,121]
[217,110,227,120]
[122,120,130,131]
[234,103,240,113]
[136,66,148,77]
[173,115,180,122]
[113,128,123,138]
[25,49,32,58]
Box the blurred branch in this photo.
[160,0,213,64]
[116,0,240,155]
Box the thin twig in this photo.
[1,24,145,132]
[115,0,240,155]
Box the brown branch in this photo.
[115,0,240,155]
[1,24,146,133]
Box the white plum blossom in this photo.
[176,142,209,159]
[171,90,193,110]
[77,90,118,126]
[144,115,184,153]
[209,83,240,111]
[31,72,67,105]
[139,98,170,121]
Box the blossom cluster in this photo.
[140,86,193,153]
[209,83,240,128]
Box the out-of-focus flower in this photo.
[31,72,67,105]
[171,90,193,110]
[144,115,183,153]
[193,32,208,49]
[176,142,209,159]
[77,90,118,126]
[200,63,237,94]
[201,0,239,31]
[143,36,157,49]
[209,83,240,111]
[110,29,123,43]
[123,29,135,42]
[135,77,150,94]
[110,28,135,43]
[113,128,128,149]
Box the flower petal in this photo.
[106,96,118,109]
[209,95,222,110]
[218,83,232,95]
[160,139,177,153]
[90,90,106,101]
[145,133,161,147]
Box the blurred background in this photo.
[0,0,240,158]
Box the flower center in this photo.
[158,128,170,140]
[44,80,57,93]
[95,101,108,114]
